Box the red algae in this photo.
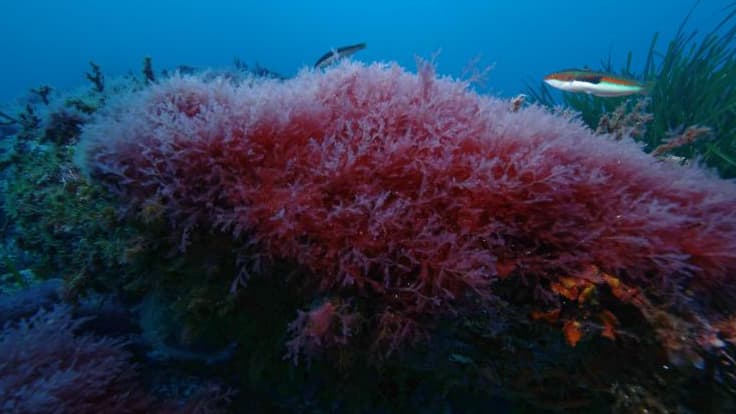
[78,61,736,352]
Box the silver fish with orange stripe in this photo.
[544,69,651,97]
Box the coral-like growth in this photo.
[78,61,736,353]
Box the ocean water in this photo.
[0,0,725,102]
[1,1,736,413]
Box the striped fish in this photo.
[544,69,650,97]
[314,43,366,69]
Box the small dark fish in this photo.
[314,43,366,69]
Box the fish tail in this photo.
[640,80,656,95]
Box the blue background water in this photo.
[0,0,725,103]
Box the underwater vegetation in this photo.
[0,62,235,413]
[1,20,736,413]
[67,58,736,411]
[78,59,736,336]
[0,304,156,413]
[0,302,230,414]
[529,2,736,177]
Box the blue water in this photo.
[0,0,725,103]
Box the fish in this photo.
[543,69,650,97]
[314,43,367,69]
